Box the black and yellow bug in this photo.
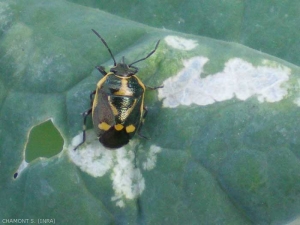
[74,29,162,150]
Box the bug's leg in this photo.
[146,85,164,90]
[74,108,92,151]
[90,90,96,104]
[137,106,149,139]
[96,66,107,76]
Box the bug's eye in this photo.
[129,68,137,74]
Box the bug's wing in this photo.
[99,95,143,148]
[95,95,141,148]
[99,127,130,149]
[92,88,115,137]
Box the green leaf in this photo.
[68,0,300,66]
[1,0,300,224]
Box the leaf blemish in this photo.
[69,131,161,207]
[164,35,198,50]
[158,57,291,108]
[292,79,300,106]
[142,145,162,170]
[69,130,114,177]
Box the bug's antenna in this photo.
[92,29,117,66]
[129,40,160,67]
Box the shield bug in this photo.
[74,29,162,150]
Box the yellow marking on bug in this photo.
[97,73,112,88]
[92,101,97,116]
[114,78,133,96]
[133,75,146,116]
[126,125,136,133]
[114,124,124,131]
[108,96,119,116]
[133,75,146,91]
[92,91,98,118]
[115,75,131,79]
[98,122,111,131]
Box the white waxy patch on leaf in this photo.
[143,145,162,170]
[111,148,145,206]
[292,79,300,106]
[158,57,291,107]
[286,216,300,225]
[165,35,198,50]
[293,98,300,106]
[69,130,161,207]
[69,130,114,177]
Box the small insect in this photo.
[74,29,162,150]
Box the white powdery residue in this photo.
[143,145,162,170]
[111,149,145,203]
[293,97,300,106]
[69,133,150,208]
[68,131,113,177]
[165,35,198,50]
[293,79,300,106]
[158,56,210,107]
[286,216,300,225]
[158,57,291,107]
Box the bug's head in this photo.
[92,29,160,77]
[110,57,138,77]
